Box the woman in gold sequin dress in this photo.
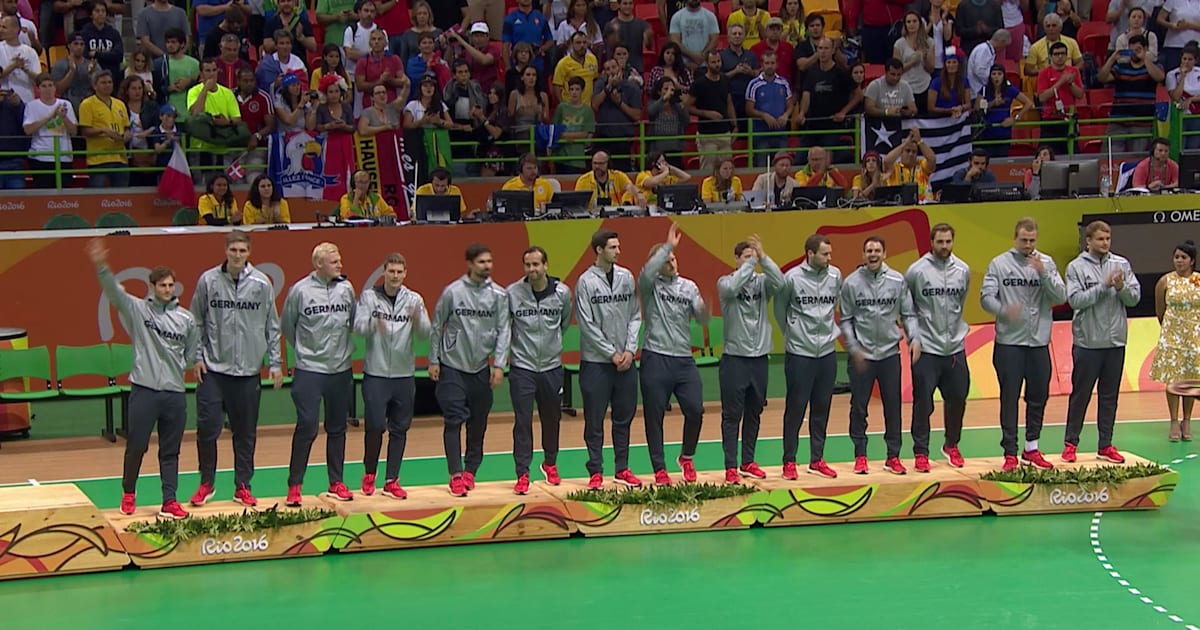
[1151,241,1200,441]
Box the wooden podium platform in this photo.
[0,453,1181,578]
[0,484,127,580]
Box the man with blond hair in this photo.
[282,242,357,505]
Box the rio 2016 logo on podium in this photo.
[638,507,702,527]
[1048,487,1111,506]
[200,535,270,556]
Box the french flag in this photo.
[157,143,194,207]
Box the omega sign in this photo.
[639,507,702,527]
[200,535,270,556]
[1153,210,1200,223]
[1047,487,1110,506]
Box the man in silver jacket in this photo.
[575,229,643,490]
[717,235,784,484]
[281,242,357,505]
[430,243,511,497]
[905,223,971,471]
[980,217,1067,472]
[88,239,199,520]
[506,246,572,495]
[189,230,282,509]
[353,253,431,500]
[1063,220,1141,465]
[639,223,709,486]
[840,236,921,476]
[774,234,842,480]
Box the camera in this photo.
[308,90,320,100]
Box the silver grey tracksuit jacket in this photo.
[639,243,707,358]
[190,262,281,376]
[430,274,511,373]
[839,263,920,361]
[717,254,785,358]
[904,253,971,357]
[98,267,199,392]
[1066,251,1141,349]
[352,285,431,377]
[507,277,572,372]
[575,264,641,363]
[773,261,843,358]
[281,272,356,374]
[980,248,1067,347]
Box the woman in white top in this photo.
[553,0,602,49]
[22,72,77,189]
[1158,0,1200,71]
[403,75,456,129]
[927,0,956,69]
[1114,7,1159,62]
[1168,44,1200,148]
[1001,0,1029,62]
[893,11,935,114]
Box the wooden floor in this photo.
[0,391,1174,484]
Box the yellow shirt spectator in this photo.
[339,191,395,219]
[501,176,555,208]
[415,183,467,212]
[552,52,599,103]
[78,94,130,167]
[242,199,292,224]
[635,170,680,205]
[1025,36,1083,75]
[794,167,839,188]
[701,175,743,202]
[885,158,934,202]
[727,9,771,47]
[198,193,239,224]
[574,170,634,207]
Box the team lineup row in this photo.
[84,216,1140,519]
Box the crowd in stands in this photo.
[0,0,1195,191]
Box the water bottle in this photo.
[1100,171,1112,197]
[767,185,775,209]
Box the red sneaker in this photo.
[587,473,604,490]
[1002,455,1020,472]
[286,485,303,507]
[914,454,931,473]
[361,473,377,496]
[654,469,673,486]
[540,462,561,485]
[739,462,767,479]
[158,500,189,520]
[189,482,214,507]
[781,462,799,480]
[120,492,136,515]
[1098,445,1126,464]
[807,459,838,479]
[677,456,698,483]
[1022,449,1054,470]
[462,471,476,490]
[1061,443,1077,463]
[724,468,739,484]
[884,457,907,475]
[614,469,643,488]
[326,482,353,501]
[941,445,965,468]
[514,474,530,495]
[233,485,257,507]
[382,480,408,500]
[449,475,468,497]
[853,456,869,474]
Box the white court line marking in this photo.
[27,479,38,486]
[0,416,1182,487]
[1090,453,1196,626]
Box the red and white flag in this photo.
[157,143,193,206]
[226,153,246,181]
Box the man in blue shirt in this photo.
[502,0,552,73]
[745,49,792,168]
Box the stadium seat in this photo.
[43,213,90,230]
[863,63,884,83]
[172,207,199,225]
[95,212,138,228]
[1077,21,1111,62]
[55,344,122,441]
[0,347,58,403]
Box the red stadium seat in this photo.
[863,63,884,83]
[1077,21,1111,62]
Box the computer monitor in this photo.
[415,194,461,224]
[742,189,766,210]
[657,184,699,212]
[1040,160,1101,198]
[789,186,838,209]
[491,190,535,221]
[550,191,594,218]
[1180,151,1200,189]
[939,182,975,204]
[873,184,919,205]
